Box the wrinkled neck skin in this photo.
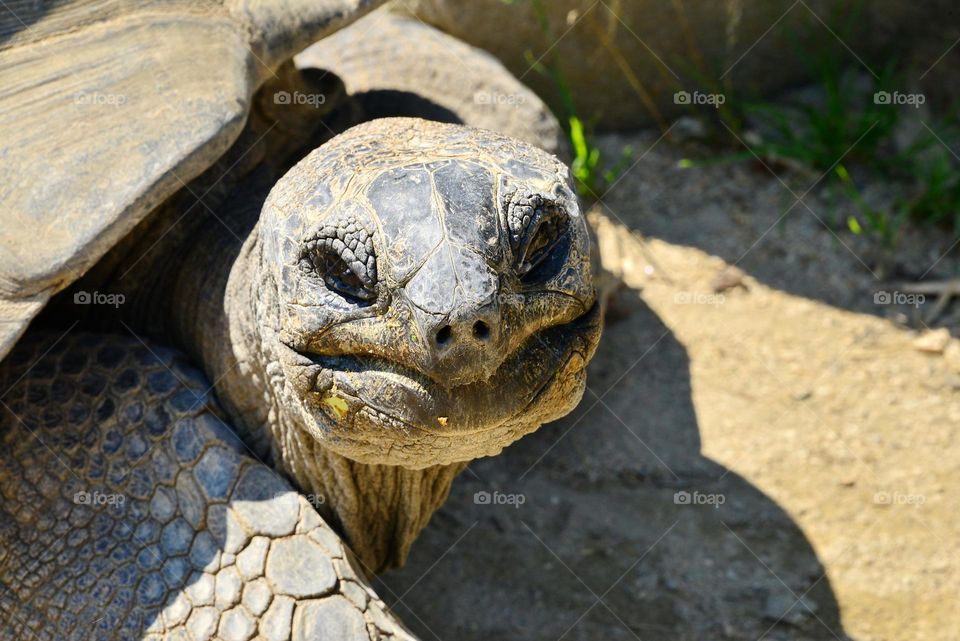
[176,221,464,574]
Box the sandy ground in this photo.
[378,131,960,641]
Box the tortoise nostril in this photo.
[435,325,453,346]
[472,320,490,341]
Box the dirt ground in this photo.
[378,130,960,641]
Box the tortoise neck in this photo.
[281,440,467,573]
[170,211,254,393]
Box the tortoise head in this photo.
[248,118,602,468]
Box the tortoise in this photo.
[0,2,602,639]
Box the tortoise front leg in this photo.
[0,332,414,641]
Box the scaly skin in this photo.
[0,332,415,640]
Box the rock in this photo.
[913,328,951,354]
[711,266,747,293]
[398,0,951,129]
[838,473,857,487]
[671,116,709,143]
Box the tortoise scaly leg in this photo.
[0,332,416,641]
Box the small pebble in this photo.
[913,328,951,354]
[711,266,747,293]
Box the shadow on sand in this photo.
[380,292,851,641]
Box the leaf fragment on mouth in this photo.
[323,393,349,419]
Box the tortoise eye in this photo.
[504,188,570,282]
[302,216,378,305]
[312,248,376,304]
[519,212,569,282]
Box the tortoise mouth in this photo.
[288,300,602,437]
